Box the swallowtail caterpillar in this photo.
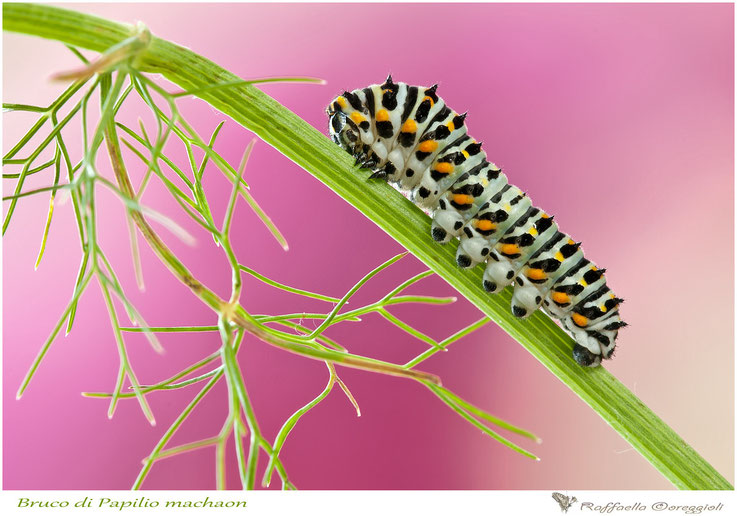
[327,76,626,367]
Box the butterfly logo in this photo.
[551,492,577,513]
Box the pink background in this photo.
[3,3,733,490]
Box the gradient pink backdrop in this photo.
[3,3,733,490]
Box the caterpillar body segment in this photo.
[327,76,625,367]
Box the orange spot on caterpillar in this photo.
[418,140,437,152]
[401,120,417,133]
[501,243,520,256]
[434,162,454,174]
[453,194,473,205]
[527,269,546,281]
[552,291,570,304]
[376,109,390,122]
[572,313,588,327]
[475,220,496,231]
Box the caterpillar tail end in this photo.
[572,331,619,368]
[572,344,603,368]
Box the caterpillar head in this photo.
[327,91,366,155]
[327,109,358,152]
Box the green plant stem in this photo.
[3,3,731,490]
[238,265,341,303]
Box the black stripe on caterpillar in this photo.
[326,75,626,367]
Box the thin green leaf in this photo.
[84,369,221,398]
[3,103,47,113]
[17,271,94,399]
[120,325,219,333]
[65,44,90,64]
[66,251,91,334]
[378,308,444,350]
[239,265,340,303]
[222,139,255,236]
[238,183,290,251]
[191,121,222,238]
[149,437,221,463]
[82,352,220,398]
[3,76,88,161]
[95,250,162,353]
[98,278,155,425]
[404,317,490,369]
[3,157,56,178]
[2,182,72,201]
[432,385,540,442]
[381,270,434,300]
[425,382,539,461]
[305,252,407,339]
[263,361,336,487]
[384,294,457,306]
[133,371,224,489]
[34,147,62,269]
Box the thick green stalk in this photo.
[3,3,731,490]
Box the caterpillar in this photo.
[326,76,626,367]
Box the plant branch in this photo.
[99,79,442,387]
